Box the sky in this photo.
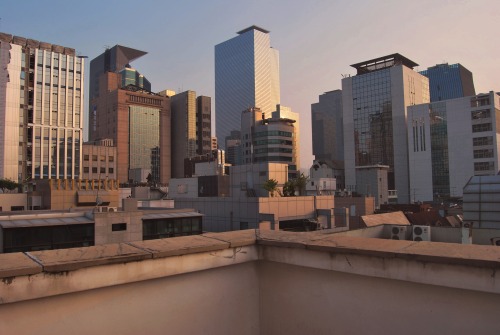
[1,0,499,171]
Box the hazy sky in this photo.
[2,0,499,170]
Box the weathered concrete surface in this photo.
[28,243,151,272]
[0,253,42,278]
[129,235,230,258]
[203,230,257,248]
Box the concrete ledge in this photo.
[129,235,230,258]
[0,253,42,278]
[28,243,152,272]
[203,230,257,248]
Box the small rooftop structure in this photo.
[237,25,270,35]
[351,53,419,75]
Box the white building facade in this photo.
[408,92,500,202]
[0,33,84,182]
[342,54,429,203]
[215,26,280,149]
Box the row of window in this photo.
[83,155,114,162]
[253,130,292,138]
[83,167,114,174]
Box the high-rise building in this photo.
[90,72,170,184]
[419,63,475,102]
[0,32,85,182]
[215,26,280,149]
[240,105,299,179]
[408,92,500,202]
[311,89,344,163]
[170,91,197,178]
[225,130,241,166]
[89,45,151,142]
[196,95,212,156]
[342,54,430,203]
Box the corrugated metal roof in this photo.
[0,216,94,228]
[142,212,203,220]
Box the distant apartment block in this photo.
[419,63,475,102]
[0,32,85,182]
[342,53,430,203]
[215,26,280,148]
[197,96,212,155]
[408,91,500,202]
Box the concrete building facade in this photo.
[215,26,280,149]
[408,92,500,202]
[342,53,430,203]
[0,32,85,182]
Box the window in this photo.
[92,155,97,161]
[92,167,97,173]
[83,154,89,161]
[108,156,114,162]
[100,155,105,162]
[474,161,494,172]
[100,167,106,173]
[112,223,127,232]
[471,109,491,120]
[472,123,492,133]
[473,149,494,159]
[108,168,114,174]
[473,136,493,146]
[83,167,89,173]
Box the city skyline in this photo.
[2,0,499,170]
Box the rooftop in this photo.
[1,229,500,333]
[237,25,270,35]
[350,53,419,75]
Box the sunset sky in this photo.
[2,0,499,170]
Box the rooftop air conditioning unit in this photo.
[107,207,118,212]
[390,225,407,240]
[97,206,108,213]
[491,237,500,246]
[413,225,431,242]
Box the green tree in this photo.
[282,180,295,197]
[294,173,309,196]
[0,179,19,193]
[263,179,279,197]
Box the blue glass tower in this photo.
[419,63,475,102]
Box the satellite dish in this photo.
[96,197,103,206]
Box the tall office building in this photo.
[342,54,430,203]
[408,92,500,202]
[89,45,150,141]
[0,33,85,182]
[196,95,212,155]
[419,63,475,102]
[90,71,170,184]
[225,130,242,166]
[170,91,197,178]
[215,25,280,149]
[170,91,212,178]
[240,105,299,179]
[311,89,344,163]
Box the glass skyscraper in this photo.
[419,63,475,102]
[215,26,280,149]
[0,33,84,182]
[342,54,430,203]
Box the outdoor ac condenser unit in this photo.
[390,226,407,240]
[413,225,431,242]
